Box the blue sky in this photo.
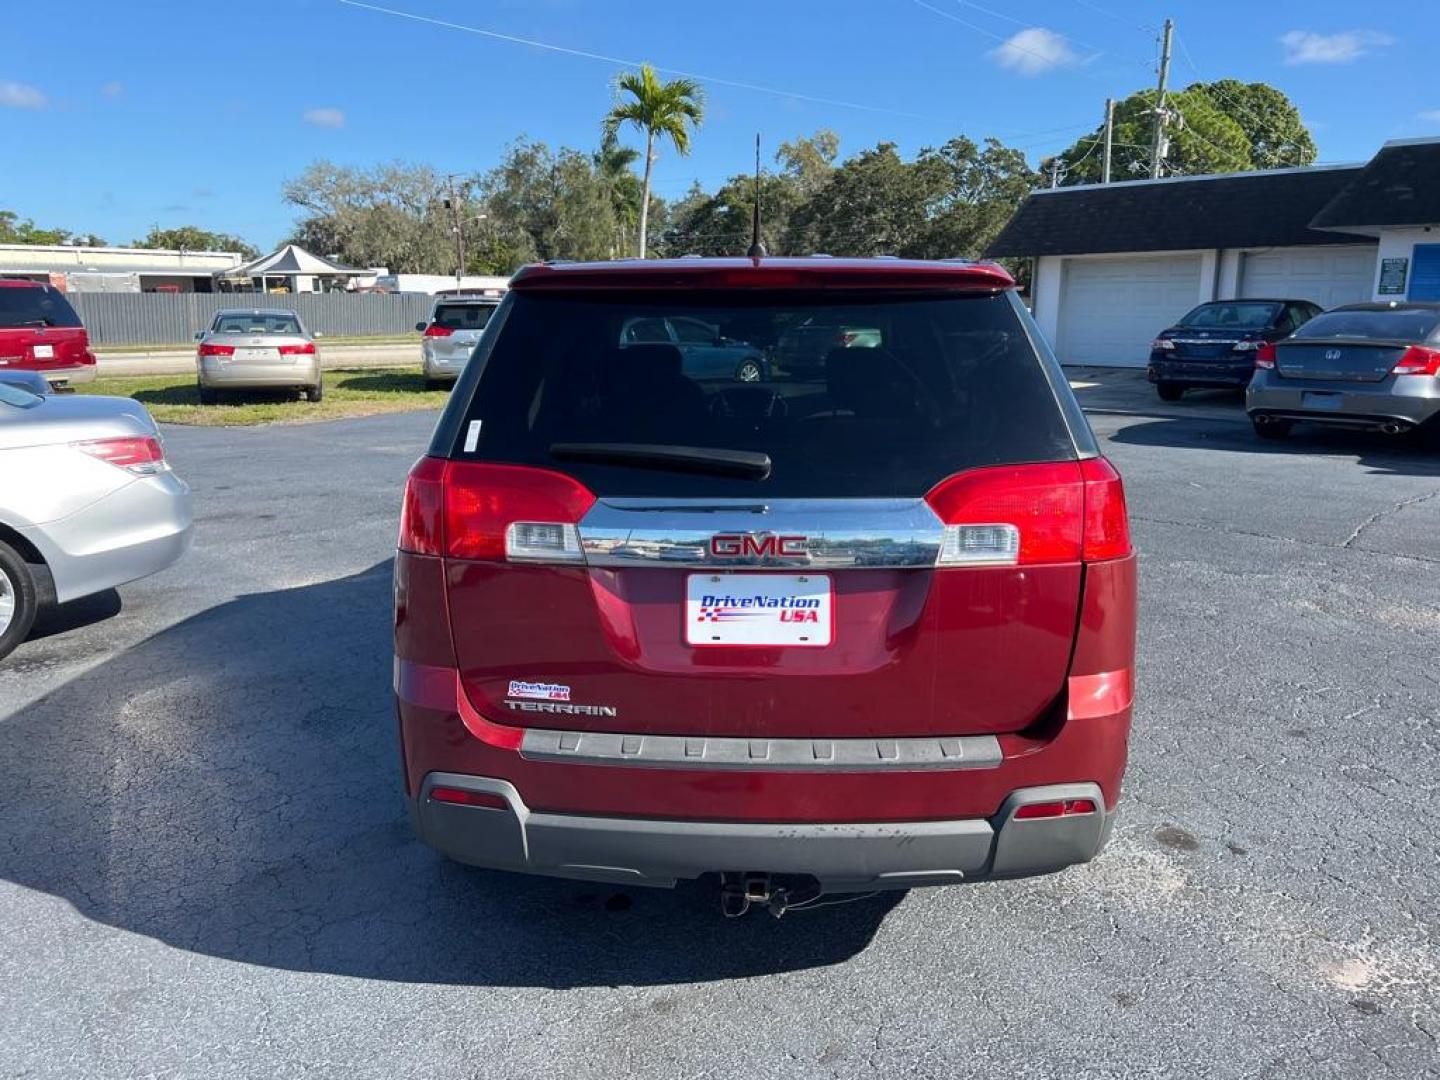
[3,0,1438,250]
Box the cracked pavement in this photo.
[1,395,1437,1079]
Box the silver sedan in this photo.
[196,308,324,402]
[0,382,192,660]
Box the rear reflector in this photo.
[1253,342,1277,370]
[1392,345,1440,376]
[423,324,454,337]
[429,786,508,810]
[1014,798,1097,820]
[397,457,597,561]
[198,342,235,357]
[74,435,167,476]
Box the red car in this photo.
[0,281,98,388]
[394,257,1135,913]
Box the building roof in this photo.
[985,164,1370,258]
[229,244,365,277]
[1310,138,1440,232]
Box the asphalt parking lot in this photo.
[2,387,1438,1079]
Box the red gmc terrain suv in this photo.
[0,280,98,388]
[394,256,1135,908]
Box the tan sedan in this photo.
[195,309,323,403]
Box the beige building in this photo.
[0,243,244,293]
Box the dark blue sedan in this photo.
[1148,299,1323,401]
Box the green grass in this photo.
[96,334,419,354]
[78,367,451,426]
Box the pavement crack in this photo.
[1342,488,1440,550]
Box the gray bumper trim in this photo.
[519,727,1002,771]
[415,773,1109,891]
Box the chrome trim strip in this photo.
[578,497,947,569]
[520,728,1003,771]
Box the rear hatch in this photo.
[437,283,1090,740]
[428,301,498,362]
[0,284,90,374]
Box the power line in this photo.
[1069,0,1157,33]
[337,0,935,120]
[946,0,1148,66]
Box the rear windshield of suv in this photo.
[433,302,498,331]
[451,290,1077,498]
[1291,309,1440,343]
[0,285,82,329]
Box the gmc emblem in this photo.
[710,533,808,558]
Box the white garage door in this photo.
[1058,255,1202,367]
[1238,245,1378,311]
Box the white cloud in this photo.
[0,80,47,109]
[100,81,124,98]
[1280,29,1393,65]
[302,106,345,129]
[1419,110,1440,124]
[988,28,1080,76]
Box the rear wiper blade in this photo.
[550,442,771,479]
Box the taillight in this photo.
[1253,342,1277,370]
[74,435,167,476]
[1392,345,1440,376]
[924,459,1130,566]
[1150,338,1175,351]
[1079,457,1131,562]
[429,786,507,809]
[278,342,316,355]
[198,342,235,357]
[398,456,446,556]
[925,463,1083,565]
[1014,798,1097,820]
[423,324,453,338]
[397,459,596,562]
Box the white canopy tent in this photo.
[218,244,370,293]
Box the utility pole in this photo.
[1049,159,1063,188]
[1102,97,1115,184]
[1149,18,1174,179]
[443,175,466,290]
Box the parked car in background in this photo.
[0,382,192,661]
[394,256,1135,913]
[0,280,98,389]
[0,370,53,395]
[418,292,505,388]
[619,315,768,382]
[1148,299,1322,401]
[1247,302,1440,440]
[773,317,883,376]
[195,309,323,403]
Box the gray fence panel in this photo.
[69,293,436,346]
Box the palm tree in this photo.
[603,64,704,258]
[594,131,643,258]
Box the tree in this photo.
[1045,80,1314,185]
[908,137,1038,259]
[478,139,618,267]
[0,210,95,246]
[776,130,840,198]
[134,225,259,259]
[603,63,704,257]
[594,131,643,257]
[783,143,933,256]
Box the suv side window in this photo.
[622,317,671,344]
[669,317,717,344]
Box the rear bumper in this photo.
[21,472,192,603]
[421,353,467,380]
[34,364,97,386]
[1247,371,1440,428]
[1147,357,1252,387]
[412,772,1113,891]
[198,358,321,388]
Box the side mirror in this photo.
[415,322,427,333]
[194,330,205,340]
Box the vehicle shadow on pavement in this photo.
[0,562,899,987]
[1108,417,1440,477]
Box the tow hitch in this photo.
[720,872,791,918]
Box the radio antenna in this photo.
[747,133,767,259]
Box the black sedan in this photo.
[1148,299,1323,401]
